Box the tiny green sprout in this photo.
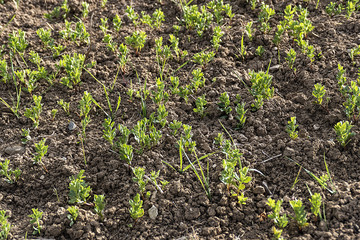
[286,117,298,140]
[51,109,58,120]
[129,193,144,222]
[173,25,180,35]
[346,0,358,19]
[169,120,182,136]
[28,208,43,235]
[125,31,147,56]
[334,121,355,147]
[272,226,284,240]
[349,45,360,65]
[156,104,168,128]
[193,94,207,118]
[100,17,108,35]
[285,48,296,73]
[102,118,116,147]
[57,53,86,88]
[192,51,215,68]
[237,33,247,61]
[58,99,70,115]
[8,29,28,55]
[290,199,308,230]
[245,22,254,41]
[94,195,106,220]
[152,8,165,29]
[224,4,235,23]
[255,45,265,57]
[160,180,169,189]
[67,206,79,226]
[235,102,247,129]
[118,143,133,165]
[33,139,48,164]
[214,133,224,146]
[44,6,61,20]
[309,193,322,220]
[125,6,140,27]
[0,58,10,83]
[250,0,257,10]
[0,210,11,239]
[218,92,232,115]
[312,83,326,105]
[81,2,89,19]
[0,159,21,184]
[212,26,224,52]
[249,68,274,110]
[337,64,347,95]
[61,0,70,19]
[231,191,248,206]
[325,2,343,17]
[24,95,42,129]
[132,167,149,195]
[68,170,91,204]
[101,0,108,8]
[21,128,31,145]
[266,198,288,229]
[258,3,275,33]
[113,14,122,32]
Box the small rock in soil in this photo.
[4,145,25,155]
[185,207,200,220]
[283,147,295,157]
[68,121,77,131]
[148,205,158,220]
[253,186,265,195]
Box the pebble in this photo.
[4,145,25,155]
[253,186,265,195]
[148,205,158,220]
[313,124,320,130]
[40,175,45,180]
[68,121,77,131]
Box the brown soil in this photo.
[1,0,360,239]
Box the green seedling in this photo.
[255,46,265,56]
[156,104,168,128]
[8,29,28,55]
[193,94,207,118]
[267,198,288,229]
[172,25,180,35]
[236,34,247,61]
[169,120,183,136]
[129,193,144,223]
[218,92,232,115]
[44,6,61,20]
[36,28,54,48]
[100,18,109,35]
[232,166,252,200]
[235,102,247,129]
[245,22,254,41]
[94,195,106,220]
[28,208,43,235]
[151,77,169,106]
[207,0,225,24]
[334,121,355,147]
[51,109,58,120]
[224,3,234,23]
[131,117,162,152]
[60,20,90,45]
[125,31,147,56]
[286,117,298,140]
[125,6,140,28]
[181,124,197,153]
[214,133,224,146]
[113,14,122,32]
[272,226,284,240]
[33,139,48,165]
[346,0,359,19]
[290,199,308,230]
[212,26,224,52]
[102,118,116,147]
[337,64,347,95]
[118,43,129,73]
[183,5,213,37]
[349,45,360,65]
[81,2,89,19]
[249,0,257,10]
[21,128,31,145]
[0,159,21,184]
[312,83,326,105]
[101,0,107,8]
[118,143,133,165]
[68,170,91,204]
[58,99,70,115]
[191,68,206,91]
[285,48,296,74]
[57,53,86,88]
[169,75,180,94]
[325,2,343,17]
[248,65,274,110]
[67,206,79,226]
[24,95,42,128]
[309,192,322,220]
[132,167,149,197]
[15,70,38,94]
[258,3,275,33]
[0,210,11,239]
[117,124,131,145]
[152,8,165,29]
[192,51,215,68]
[60,0,70,19]
[0,58,10,83]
